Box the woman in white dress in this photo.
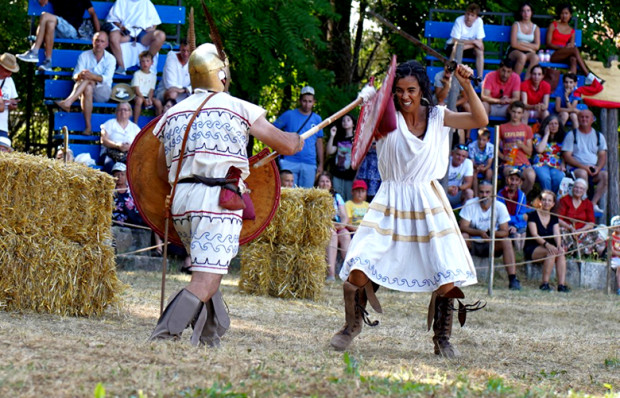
[330,60,488,357]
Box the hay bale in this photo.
[0,152,122,316]
[240,188,333,300]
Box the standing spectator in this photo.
[273,86,324,188]
[131,50,162,123]
[316,171,350,282]
[481,58,521,118]
[507,2,540,79]
[445,3,485,79]
[524,190,569,292]
[609,215,620,295]
[561,109,607,212]
[459,181,521,290]
[155,39,191,102]
[498,101,536,193]
[111,162,144,226]
[100,102,141,173]
[345,179,369,234]
[546,4,602,82]
[532,115,565,193]
[280,169,295,188]
[55,32,115,135]
[498,168,530,252]
[17,0,100,72]
[520,65,551,124]
[105,0,166,74]
[467,128,494,195]
[0,132,13,153]
[326,114,356,201]
[0,53,19,140]
[554,73,579,128]
[446,144,474,208]
[355,141,381,201]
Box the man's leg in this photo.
[521,167,536,194]
[500,239,520,289]
[80,82,95,134]
[186,271,223,303]
[592,170,608,207]
[140,30,166,57]
[298,163,318,188]
[56,80,90,111]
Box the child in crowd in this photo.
[610,215,620,295]
[280,169,295,188]
[345,179,369,234]
[498,101,535,193]
[554,73,579,128]
[131,51,163,123]
[467,128,494,195]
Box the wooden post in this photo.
[606,108,618,220]
[488,125,501,296]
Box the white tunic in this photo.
[153,90,265,274]
[340,106,477,292]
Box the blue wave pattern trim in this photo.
[163,109,250,161]
[190,231,240,254]
[345,256,476,288]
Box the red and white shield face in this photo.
[351,55,398,170]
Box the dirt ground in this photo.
[0,270,618,397]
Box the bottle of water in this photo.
[538,50,545,62]
[545,50,551,63]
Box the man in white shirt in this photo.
[0,53,20,139]
[155,39,191,102]
[459,180,521,290]
[447,144,474,208]
[445,3,485,78]
[55,31,115,135]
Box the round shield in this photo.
[351,55,397,170]
[127,117,281,247]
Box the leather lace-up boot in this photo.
[330,281,382,351]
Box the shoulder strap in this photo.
[296,112,314,134]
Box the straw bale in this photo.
[0,152,121,316]
[271,188,306,245]
[301,188,333,247]
[238,242,273,294]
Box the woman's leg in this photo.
[326,229,338,278]
[555,254,567,285]
[549,167,565,194]
[509,50,527,76]
[534,166,552,191]
[532,245,553,283]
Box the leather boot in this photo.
[190,289,230,347]
[149,289,204,341]
[330,281,382,351]
[430,293,459,358]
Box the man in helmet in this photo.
[148,43,305,346]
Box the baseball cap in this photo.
[611,215,620,227]
[352,180,368,191]
[111,162,127,173]
[507,168,522,178]
[300,86,315,96]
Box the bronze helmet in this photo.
[188,43,230,92]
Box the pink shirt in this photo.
[482,71,521,99]
[521,79,551,105]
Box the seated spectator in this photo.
[316,171,350,282]
[155,39,191,102]
[55,32,114,135]
[0,131,13,153]
[326,114,356,201]
[520,65,551,124]
[498,101,535,193]
[17,0,100,72]
[546,4,602,83]
[280,169,295,188]
[447,144,474,208]
[498,168,531,252]
[111,162,144,226]
[433,63,471,110]
[131,50,162,123]
[610,215,620,295]
[345,179,369,234]
[557,178,605,256]
[445,3,485,78]
[524,190,570,292]
[100,102,141,173]
[54,146,74,162]
[467,128,494,195]
[532,115,566,193]
[355,141,381,202]
[507,2,540,79]
[459,180,521,290]
[561,109,607,212]
[481,58,521,118]
[105,0,166,74]
[554,73,579,128]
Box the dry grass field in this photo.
[0,269,618,397]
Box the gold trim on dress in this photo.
[359,220,457,242]
[369,202,446,219]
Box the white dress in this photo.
[153,90,265,274]
[340,106,477,292]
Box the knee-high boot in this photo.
[330,281,382,351]
[149,289,204,341]
[190,289,230,347]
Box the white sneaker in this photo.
[37,59,52,72]
[17,49,39,63]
